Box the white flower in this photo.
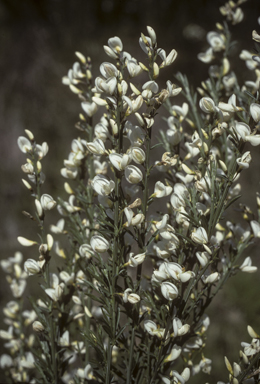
[109,153,131,171]
[131,147,145,164]
[124,207,144,227]
[170,193,186,210]
[147,26,156,45]
[161,282,178,300]
[153,181,172,198]
[107,36,123,54]
[127,59,143,77]
[218,94,243,113]
[191,227,208,244]
[236,151,252,169]
[171,368,190,384]
[199,97,216,113]
[158,48,178,67]
[86,139,106,155]
[95,76,117,95]
[91,175,115,196]
[166,117,182,146]
[17,136,32,153]
[204,272,219,284]
[0,354,13,368]
[50,219,65,234]
[166,263,194,283]
[94,123,110,141]
[77,363,94,380]
[232,122,260,146]
[143,80,159,94]
[172,102,189,121]
[125,165,143,184]
[128,252,146,267]
[17,237,37,247]
[139,35,152,53]
[250,103,260,122]
[164,345,182,362]
[196,251,209,267]
[79,244,94,259]
[123,288,140,304]
[10,279,27,298]
[24,259,42,275]
[252,30,260,43]
[144,320,165,338]
[90,235,109,253]
[41,194,57,210]
[45,284,64,301]
[100,62,118,79]
[173,318,190,337]
[250,220,260,237]
[198,47,214,63]
[81,101,98,117]
[207,31,225,51]
[240,257,257,273]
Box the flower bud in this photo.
[35,199,43,219]
[32,321,45,333]
[17,237,37,247]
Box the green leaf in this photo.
[224,194,241,211]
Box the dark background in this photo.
[1,0,260,381]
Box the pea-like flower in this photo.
[207,31,225,52]
[240,256,257,273]
[109,153,131,171]
[199,97,217,113]
[191,227,208,244]
[250,103,260,122]
[24,259,42,275]
[125,165,143,184]
[164,345,182,362]
[90,235,109,253]
[41,194,57,211]
[81,101,98,117]
[127,59,143,77]
[153,181,172,198]
[17,136,32,153]
[158,48,178,68]
[95,76,117,95]
[232,122,260,146]
[127,252,146,267]
[161,282,178,301]
[237,151,252,169]
[79,244,94,259]
[100,62,118,79]
[173,318,190,336]
[123,288,140,304]
[91,175,115,196]
[144,320,165,338]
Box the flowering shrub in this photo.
[1,1,260,383]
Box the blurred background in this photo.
[1,0,260,381]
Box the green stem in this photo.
[127,326,135,384]
[50,305,58,384]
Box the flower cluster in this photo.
[1,2,260,383]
